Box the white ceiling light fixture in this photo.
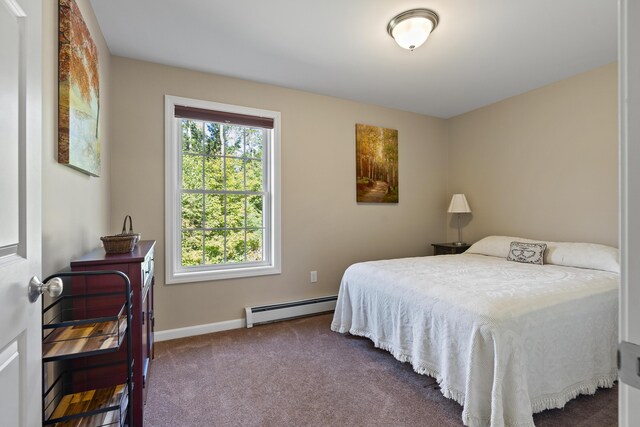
[387,8,439,51]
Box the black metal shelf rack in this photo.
[41,270,134,427]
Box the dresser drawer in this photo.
[142,248,154,289]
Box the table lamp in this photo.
[448,194,471,246]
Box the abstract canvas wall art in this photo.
[356,124,399,203]
[58,0,100,176]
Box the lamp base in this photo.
[452,241,467,246]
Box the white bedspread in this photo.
[331,253,618,427]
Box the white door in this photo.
[0,0,43,425]
[619,0,640,425]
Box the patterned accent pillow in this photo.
[507,241,547,265]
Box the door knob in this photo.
[28,276,63,303]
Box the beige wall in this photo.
[42,0,112,276]
[110,57,449,330]
[34,3,619,334]
[447,63,618,247]
[110,59,618,332]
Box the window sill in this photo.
[166,264,281,284]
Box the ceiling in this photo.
[90,0,617,119]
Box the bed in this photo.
[331,236,619,427]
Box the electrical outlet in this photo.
[310,271,318,283]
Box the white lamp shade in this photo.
[448,194,471,213]
[391,17,434,50]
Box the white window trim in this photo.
[164,95,281,284]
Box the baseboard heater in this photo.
[245,295,337,328]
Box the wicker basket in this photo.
[101,215,141,254]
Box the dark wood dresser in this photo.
[70,240,155,426]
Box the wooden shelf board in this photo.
[47,384,127,427]
[43,316,127,361]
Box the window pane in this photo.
[182,154,203,190]
[181,120,203,154]
[204,122,222,156]
[223,125,244,157]
[225,229,245,263]
[181,230,203,266]
[226,195,245,228]
[245,159,263,192]
[204,230,224,264]
[225,158,244,191]
[204,157,223,191]
[245,128,263,159]
[246,229,263,262]
[247,195,263,228]
[181,193,203,229]
[204,194,224,229]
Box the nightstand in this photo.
[431,242,470,255]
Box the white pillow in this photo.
[466,236,540,258]
[545,242,620,273]
[466,235,620,273]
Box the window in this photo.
[165,96,281,283]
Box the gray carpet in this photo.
[144,314,617,427]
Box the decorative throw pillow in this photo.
[507,241,547,265]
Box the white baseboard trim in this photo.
[155,318,245,342]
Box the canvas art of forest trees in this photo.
[180,119,265,267]
[356,124,399,203]
[58,0,101,176]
